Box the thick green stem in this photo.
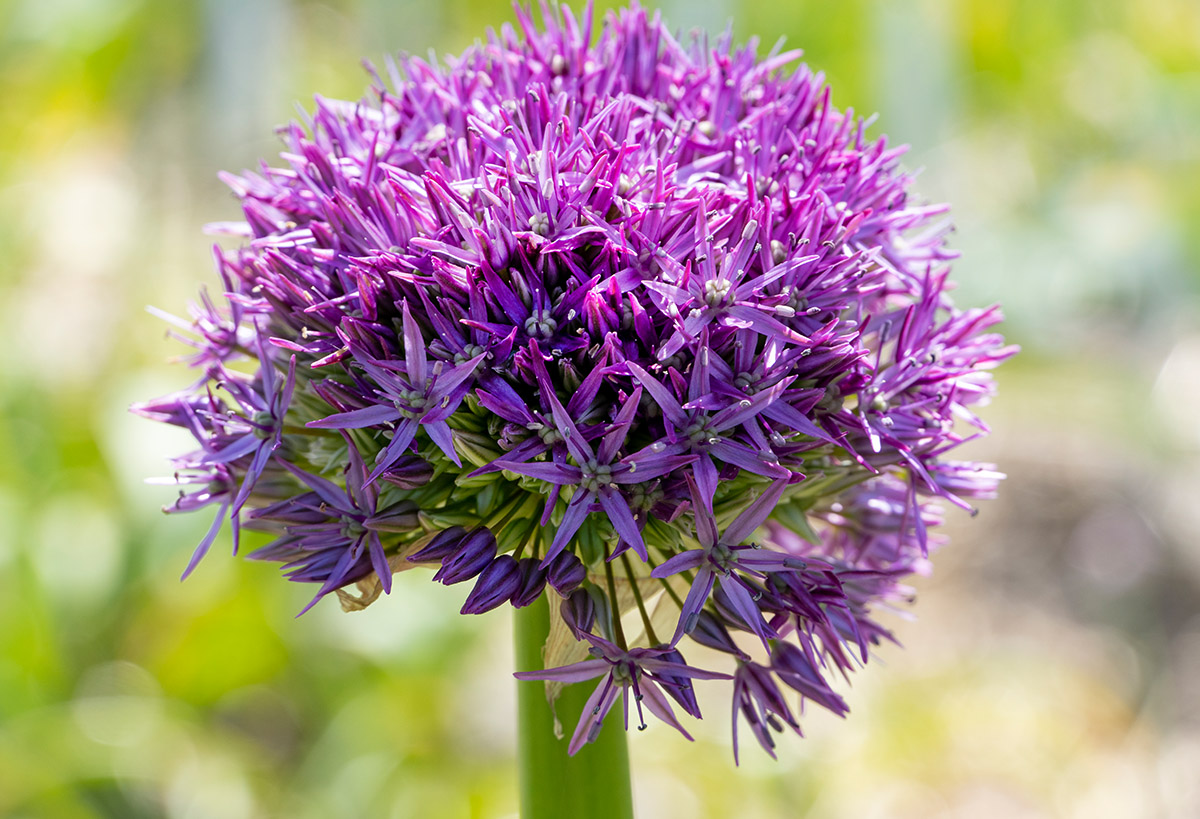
[514,596,634,819]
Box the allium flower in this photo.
[135,1,1015,759]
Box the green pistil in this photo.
[340,518,366,539]
[523,308,557,338]
[395,389,430,418]
[251,410,276,439]
[530,423,562,445]
[579,460,613,492]
[454,344,485,364]
[683,421,717,446]
[610,662,634,687]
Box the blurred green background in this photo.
[2,0,1198,816]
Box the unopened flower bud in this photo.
[510,557,548,608]
[434,527,497,584]
[546,550,587,596]
[408,526,467,563]
[561,589,595,635]
[461,554,522,614]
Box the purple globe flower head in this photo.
[136,1,1015,760]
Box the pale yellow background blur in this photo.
[2,0,1198,817]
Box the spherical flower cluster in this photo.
[136,2,1014,759]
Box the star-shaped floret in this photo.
[308,300,483,478]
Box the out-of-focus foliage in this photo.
[1,0,1197,817]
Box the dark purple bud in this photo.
[407,526,467,563]
[770,641,849,716]
[380,456,435,489]
[460,554,522,614]
[510,557,547,608]
[651,648,701,718]
[561,589,595,635]
[689,610,747,658]
[365,500,419,533]
[546,550,587,596]
[434,527,497,585]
